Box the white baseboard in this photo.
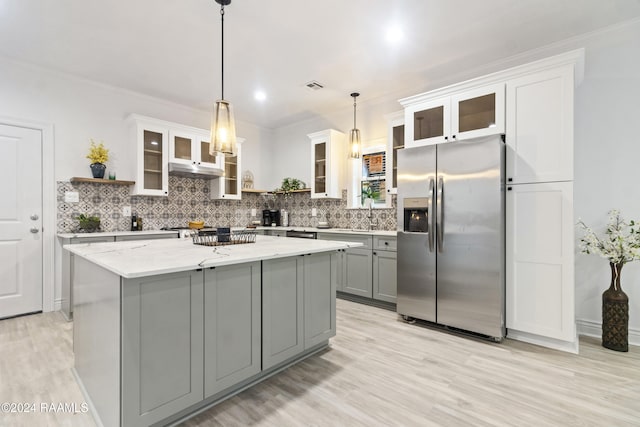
[576,319,640,347]
[54,298,62,312]
[507,329,579,354]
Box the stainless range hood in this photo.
[168,162,224,178]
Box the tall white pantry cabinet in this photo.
[400,49,583,352]
[505,58,579,352]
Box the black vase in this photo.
[90,163,106,179]
[602,262,629,352]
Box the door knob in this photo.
[30,214,39,220]
[30,227,39,234]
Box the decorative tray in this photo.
[192,229,257,247]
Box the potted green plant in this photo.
[76,214,101,232]
[86,139,109,179]
[276,177,306,200]
[361,184,380,207]
[578,209,640,352]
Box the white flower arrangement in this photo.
[577,210,640,264]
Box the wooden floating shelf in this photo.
[70,177,135,186]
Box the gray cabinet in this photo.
[304,252,337,349]
[204,263,261,398]
[373,250,397,303]
[317,233,373,298]
[121,270,204,427]
[262,253,336,369]
[342,248,373,297]
[262,256,304,369]
[373,235,397,303]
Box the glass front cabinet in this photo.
[210,139,243,200]
[308,129,346,199]
[130,116,169,196]
[385,112,405,195]
[169,130,222,171]
[402,83,505,148]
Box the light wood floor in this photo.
[1,300,639,427]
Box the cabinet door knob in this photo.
[452,135,457,139]
[444,136,449,141]
[508,178,513,182]
[384,241,389,245]
[373,252,377,255]
[507,187,512,191]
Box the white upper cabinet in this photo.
[402,83,505,148]
[451,84,505,140]
[129,116,169,197]
[506,65,574,184]
[210,139,243,200]
[169,129,222,172]
[385,111,405,195]
[404,97,450,146]
[308,129,346,199]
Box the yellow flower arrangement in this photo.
[86,139,109,164]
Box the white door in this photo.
[0,124,42,318]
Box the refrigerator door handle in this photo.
[428,178,435,252]
[437,176,444,252]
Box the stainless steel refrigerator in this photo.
[396,135,505,339]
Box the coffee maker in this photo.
[262,209,281,226]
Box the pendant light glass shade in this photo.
[348,92,361,159]
[209,0,237,158]
[348,128,361,159]
[210,99,237,156]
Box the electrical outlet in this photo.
[64,191,79,203]
[311,208,317,217]
[122,206,132,217]
[251,208,256,217]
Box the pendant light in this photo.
[210,0,237,157]
[348,92,361,159]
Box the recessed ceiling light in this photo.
[254,90,267,102]
[385,26,404,44]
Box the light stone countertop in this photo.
[64,234,362,279]
[257,226,397,237]
[58,227,397,239]
[57,230,179,239]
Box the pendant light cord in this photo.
[352,94,358,128]
[220,4,225,100]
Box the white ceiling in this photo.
[1,0,640,129]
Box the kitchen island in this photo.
[66,235,360,427]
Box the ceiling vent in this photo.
[305,81,324,91]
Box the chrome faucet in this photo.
[367,202,378,231]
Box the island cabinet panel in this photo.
[121,270,204,427]
[304,252,337,349]
[204,263,261,398]
[262,256,304,370]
